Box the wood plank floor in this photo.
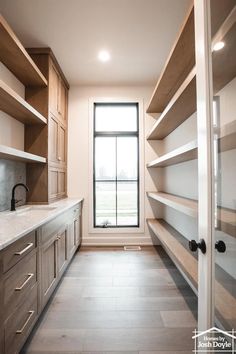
[21,246,198,354]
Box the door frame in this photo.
[194,0,215,331]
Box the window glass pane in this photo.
[95,182,116,226]
[95,104,137,132]
[117,181,138,226]
[95,137,116,180]
[117,137,138,180]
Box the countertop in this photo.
[0,198,83,251]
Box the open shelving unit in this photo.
[146,5,195,114]
[0,14,47,87]
[0,145,46,163]
[0,15,49,167]
[147,69,196,140]
[147,140,197,168]
[148,191,236,239]
[147,119,236,168]
[147,192,197,218]
[147,218,236,328]
[145,0,236,332]
[0,80,47,125]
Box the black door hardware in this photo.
[215,240,226,253]
[189,239,206,254]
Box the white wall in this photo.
[67,85,162,245]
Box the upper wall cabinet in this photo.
[25,48,69,203]
[49,59,68,124]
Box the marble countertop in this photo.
[0,198,83,251]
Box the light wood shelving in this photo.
[0,14,47,87]
[0,145,46,163]
[147,120,236,168]
[147,5,195,114]
[147,218,236,327]
[147,192,197,218]
[147,218,198,289]
[217,120,236,152]
[148,191,236,238]
[147,140,197,168]
[147,69,196,139]
[0,80,47,125]
[212,6,236,93]
[147,5,236,141]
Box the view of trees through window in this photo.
[94,103,139,227]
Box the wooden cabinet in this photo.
[25,48,69,204]
[41,234,58,307]
[49,167,66,201]
[49,61,60,118]
[4,285,38,354]
[57,226,68,278]
[0,201,83,354]
[0,231,38,354]
[49,61,68,123]
[49,114,66,167]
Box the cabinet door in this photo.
[41,237,57,306]
[58,123,66,165]
[49,168,58,200]
[58,80,67,123]
[49,115,59,164]
[74,216,81,247]
[57,227,68,278]
[49,62,60,117]
[58,169,66,197]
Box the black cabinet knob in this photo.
[189,239,206,254]
[215,240,226,253]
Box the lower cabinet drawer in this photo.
[3,251,37,320]
[2,231,36,273]
[4,284,38,354]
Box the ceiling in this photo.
[0,0,191,86]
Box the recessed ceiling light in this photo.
[213,41,225,51]
[98,50,110,62]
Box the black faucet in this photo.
[11,183,29,211]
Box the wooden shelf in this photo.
[147,5,195,114]
[147,218,198,289]
[147,120,235,168]
[212,6,236,93]
[147,191,236,238]
[0,15,47,87]
[147,140,197,168]
[217,120,236,152]
[0,80,47,125]
[0,145,46,163]
[147,69,196,139]
[147,192,198,218]
[147,218,236,327]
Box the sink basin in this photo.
[29,206,57,211]
[4,206,57,216]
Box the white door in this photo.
[195,0,236,332]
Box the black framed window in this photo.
[93,103,139,228]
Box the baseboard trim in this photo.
[82,236,152,246]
